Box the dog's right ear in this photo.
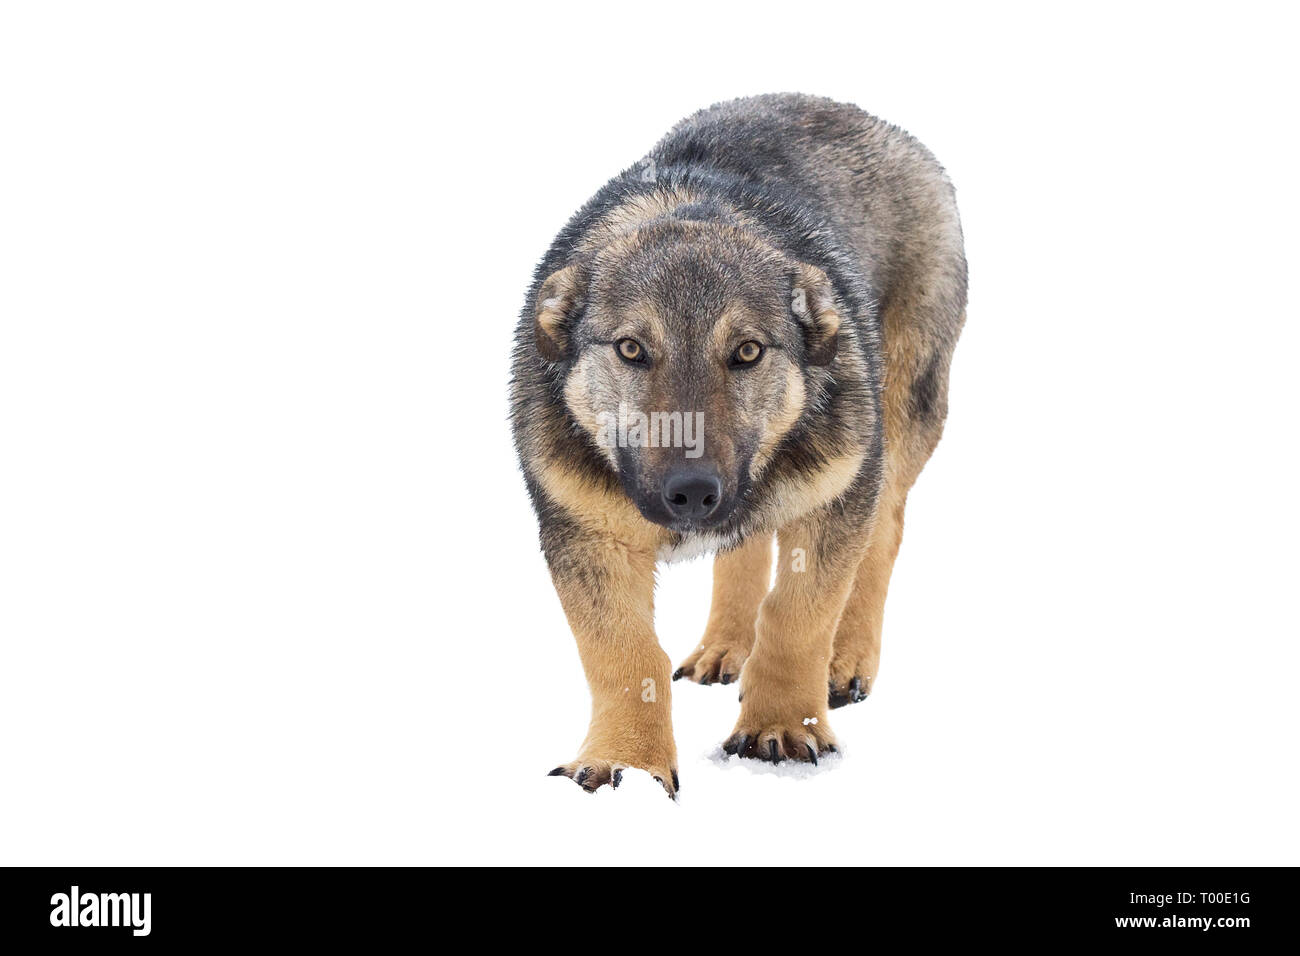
[534,264,588,362]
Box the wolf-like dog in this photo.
[510,94,966,796]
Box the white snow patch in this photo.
[705,745,842,779]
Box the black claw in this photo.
[830,675,870,708]
[827,744,838,753]
[671,769,680,791]
[672,667,684,681]
[768,740,781,764]
[806,743,818,766]
[611,769,623,789]
[735,734,750,758]
[737,691,744,702]
[720,673,732,685]
[723,739,738,755]
[574,768,589,787]
[548,766,567,776]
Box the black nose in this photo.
[662,467,723,520]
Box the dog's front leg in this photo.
[724,507,868,763]
[542,519,678,798]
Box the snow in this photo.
[708,745,843,780]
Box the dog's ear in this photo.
[534,264,588,362]
[791,264,841,366]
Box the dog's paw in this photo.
[547,758,679,799]
[828,654,875,708]
[673,637,749,686]
[721,713,837,765]
[828,674,871,709]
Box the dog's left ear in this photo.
[534,264,588,362]
[791,264,841,366]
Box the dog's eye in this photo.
[731,341,764,366]
[616,338,647,364]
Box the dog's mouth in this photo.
[634,496,739,533]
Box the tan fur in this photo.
[751,365,806,476]
[533,457,678,794]
[548,531,678,794]
[819,302,970,702]
[790,263,842,364]
[574,187,701,253]
[534,265,584,362]
[829,484,906,695]
[725,511,868,759]
[675,533,773,684]
[759,450,867,530]
[531,458,662,549]
[560,355,612,467]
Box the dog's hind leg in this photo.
[673,533,773,686]
[828,483,906,707]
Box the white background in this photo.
[2,2,1297,866]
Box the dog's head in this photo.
[533,219,841,532]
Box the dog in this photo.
[510,94,966,797]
